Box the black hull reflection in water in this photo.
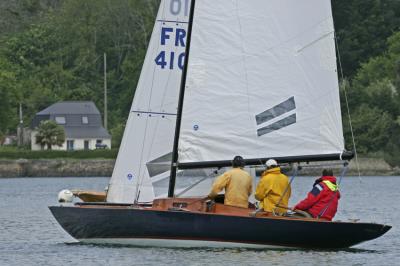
[49,206,391,249]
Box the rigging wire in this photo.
[334,32,362,181]
[176,169,216,197]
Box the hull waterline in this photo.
[49,205,391,249]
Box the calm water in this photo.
[0,176,399,266]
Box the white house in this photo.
[31,101,111,150]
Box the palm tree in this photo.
[35,120,65,150]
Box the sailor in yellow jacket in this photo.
[208,156,253,208]
[255,159,291,214]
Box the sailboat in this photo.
[50,0,391,248]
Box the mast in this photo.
[168,0,196,198]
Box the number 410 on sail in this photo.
[155,50,185,70]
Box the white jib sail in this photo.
[107,0,190,203]
[178,0,345,163]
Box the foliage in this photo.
[340,31,400,161]
[0,131,4,145]
[332,0,400,77]
[384,134,400,167]
[110,123,125,149]
[35,120,65,150]
[0,57,19,133]
[0,0,62,38]
[344,105,393,153]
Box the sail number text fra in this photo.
[155,27,186,70]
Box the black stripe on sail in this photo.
[257,113,296,136]
[146,153,172,177]
[255,96,296,125]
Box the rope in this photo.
[272,164,299,215]
[317,163,348,218]
[334,32,361,180]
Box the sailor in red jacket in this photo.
[293,169,340,221]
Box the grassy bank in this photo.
[0,146,118,159]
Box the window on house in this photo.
[67,140,74,151]
[55,116,66,124]
[82,116,88,124]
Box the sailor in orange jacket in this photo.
[255,159,291,214]
[208,156,253,208]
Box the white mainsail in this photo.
[178,0,344,163]
[107,0,190,203]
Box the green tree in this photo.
[346,105,393,154]
[110,123,125,148]
[35,120,65,150]
[339,31,400,159]
[332,0,400,77]
[0,0,62,38]
[0,57,18,134]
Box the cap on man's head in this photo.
[265,159,278,168]
[232,156,245,168]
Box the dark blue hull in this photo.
[49,205,391,249]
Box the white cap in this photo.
[266,159,277,167]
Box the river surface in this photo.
[0,176,399,266]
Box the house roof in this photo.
[37,101,101,115]
[32,101,111,139]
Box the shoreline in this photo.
[0,157,398,177]
[0,159,115,178]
